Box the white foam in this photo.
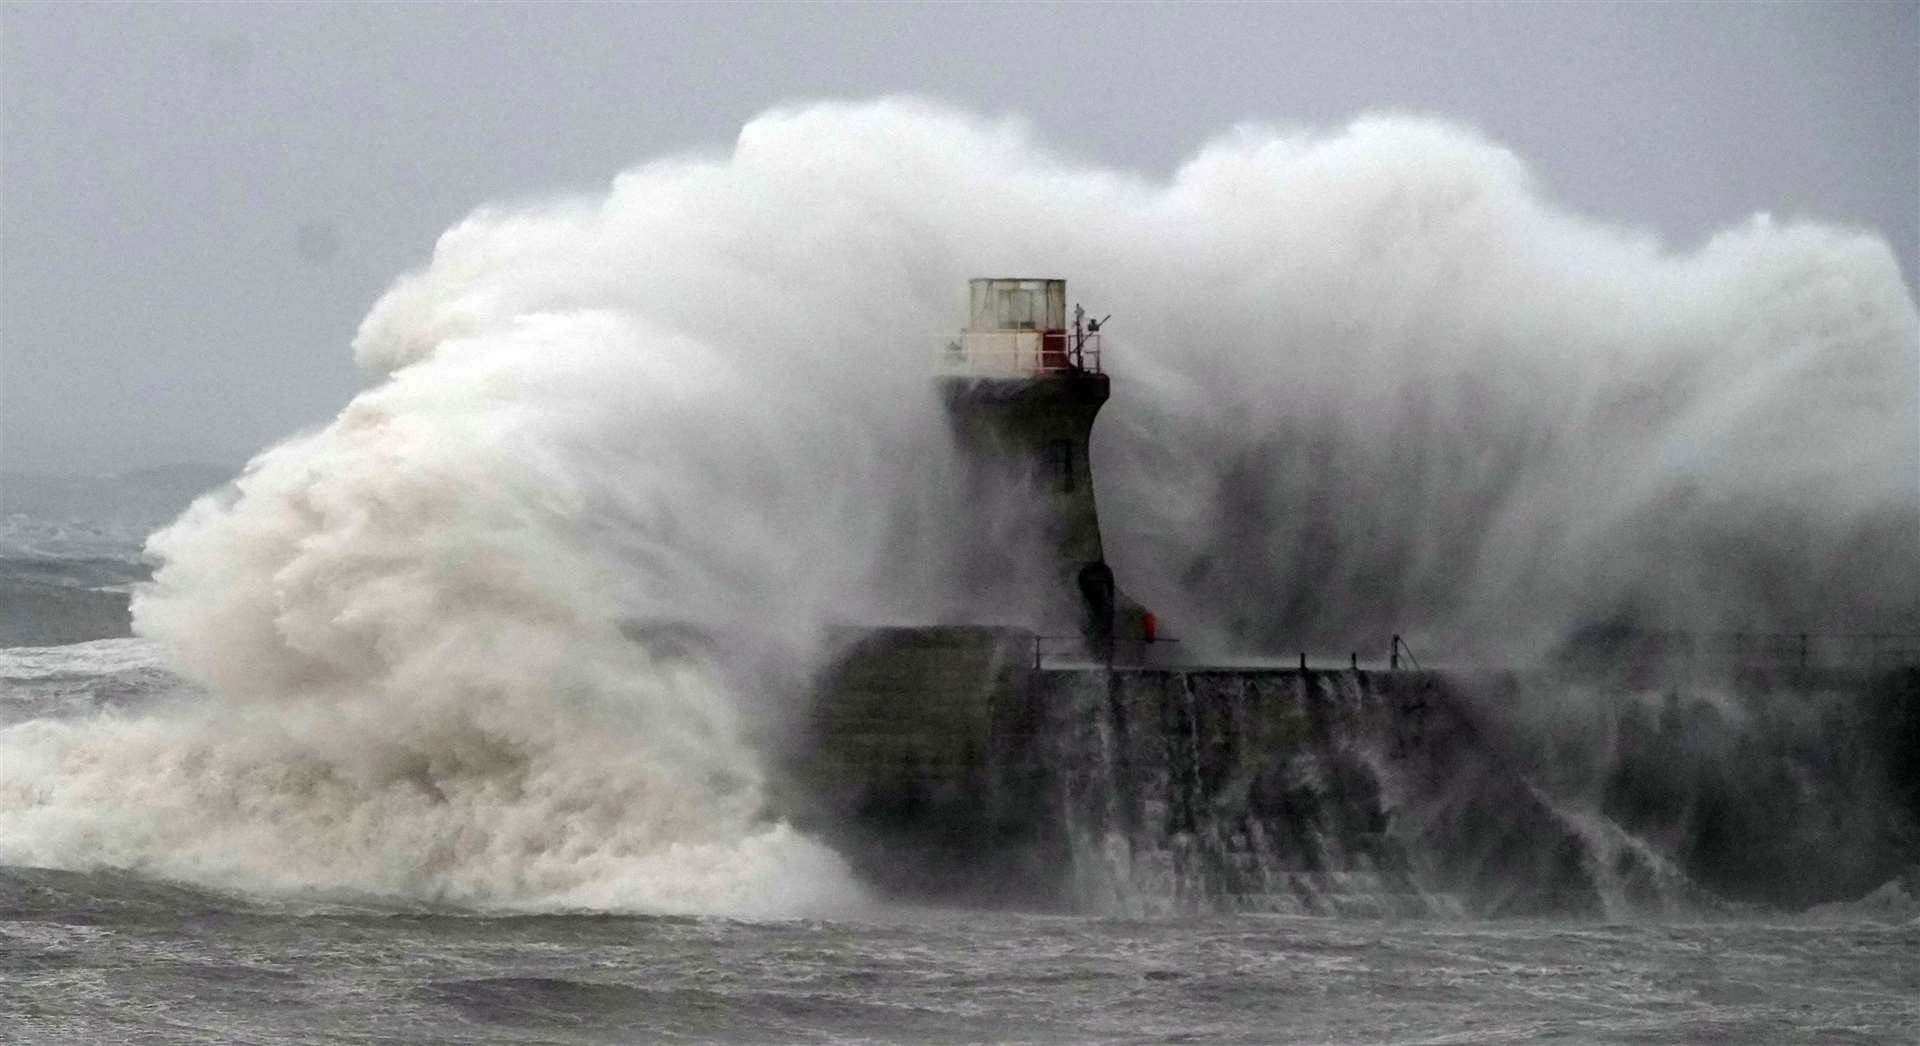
[1,100,1911,913]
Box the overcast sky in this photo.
[2,1,1915,475]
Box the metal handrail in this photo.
[1564,629,1920,670]
[1390,634,1423,672]
[938,331,1102,377]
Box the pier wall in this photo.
[792,629,1611,914]
[792,629,1920,914]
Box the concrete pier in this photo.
[790,629,1920,914]
[792,629,1601,914]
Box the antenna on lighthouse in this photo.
[1070,304,1110,371]
[1072,304,1086,370]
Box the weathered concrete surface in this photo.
[940,373,1148,644]
[794,631,1631,914]
[794,633,1920,915]
[1027,667,1627,916]
[787,626,1061,906]
[941,374,1112,571]
[1483,664,1920,909]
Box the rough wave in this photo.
[1,99,1913,912]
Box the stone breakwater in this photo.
[790,628,1919,915]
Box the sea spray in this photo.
[0,99,1913,910]
[4,314,892,913]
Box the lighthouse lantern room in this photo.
[942,277,1102,377]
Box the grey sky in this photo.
[2,1,1914,475]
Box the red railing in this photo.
[938,331,1102,377]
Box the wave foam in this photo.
[1,99,1912,912]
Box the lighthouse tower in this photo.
[938,278,1145,655]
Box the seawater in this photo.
[3,636,1917,1044]
[3,867,1916,1044]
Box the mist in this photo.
[0,100,1913,911]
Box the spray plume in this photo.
[0,99,1913,911]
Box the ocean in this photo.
[4,876,1916,1044]
[2,502,1917,1044]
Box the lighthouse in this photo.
[938,278,1146,657]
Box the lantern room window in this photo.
[969,278,1067,333]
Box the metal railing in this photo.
[1563,629,1920,671]
[937,331,1102,377]
[1026,628,1920,675]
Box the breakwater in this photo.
[790,628,1919,915]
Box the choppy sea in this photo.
[3,855,1917,1044]
[3,492,1917,1044]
